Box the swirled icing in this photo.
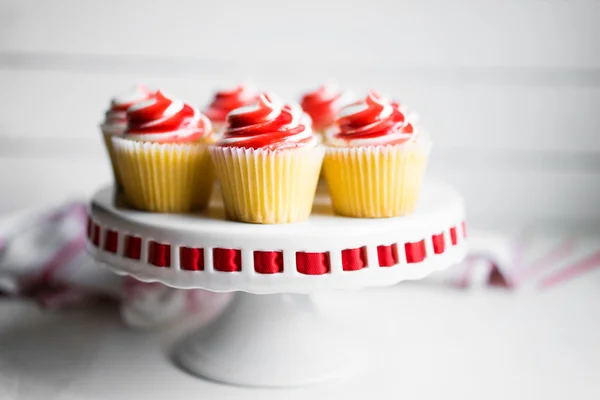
[327,91,416,147]
[300,84,353,132]
[101,84,154,135]
[216,93,316,150]
[124,91,212,143]
[204,85,259,123]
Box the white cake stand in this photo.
[87,182,467,387]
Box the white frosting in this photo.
[124,95,212,142]
[323,84,357,111]
[112,85,150,106]
[327,129,415,147]
[100,118,126,135]
[338,102,365,119]
[336,90,357,109]
[101,85,151,135]
[315,83,340,101]
[302,84,357,132]
[301,109,313,131]
[218,95,315,148]
[218,85,258,101]
[127,96,157,113]
[327,92,419,148]
[305,83,354,104]
[211,121,228,137]
[124,112,211,142]
[228,102,281,122]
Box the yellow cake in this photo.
[323,91,431,218]
[300,84,355,179]
[203,85,259,139]
[112,90,215,213]
[100,84,153,188]
[210,93,323,224]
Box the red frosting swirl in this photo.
[217,93,314,150]
[204,85,260,123]
[300,85,346,131]
[102,84,154,131]
[331,91,414,146]
[110,84,153,113]
[125,91,212,143]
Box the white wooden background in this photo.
[1,0,599,230]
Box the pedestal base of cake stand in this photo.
[172,292,362,387]
[88,181,468,387]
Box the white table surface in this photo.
[2,275,600,400]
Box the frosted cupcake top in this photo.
[101,84,154,135]
[216,93,317,150]
[300,84,354,132]
[124,91,212,143]
[204,85,260,124]
[327,91,417,147]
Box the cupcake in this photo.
[100,84,154,188]
[112,90,215,213]
[300,84,354,141]
[210,93,324,224]
[203,85,259,137]
[323,91,431,218]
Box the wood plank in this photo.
[1,69,599,154]
[2,138,600,175]
[0,158,111,212]
[1,0,599,68]
[0,158,599,228]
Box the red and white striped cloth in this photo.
[0,203,230,329]
[435,231,600,290]
[0,202,598,329]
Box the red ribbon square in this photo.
[103,230,118,254]
[405,240,426,263]
[254,251,283,274]
[86,216,93,239]
[214,248,242,272]
[450,227,458,245]
[377,244,398,267]
[341,247,367,271]
[180,247,204,271]
[124,235,142,260]
[296,252,330,275]
[149,241,171,267]
[92,224,100,247]
[432,233,445,255]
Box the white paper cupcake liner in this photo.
[323,139,432,218]
[209,145,325,224]
[101,129,123,188]
[112,136,214,213]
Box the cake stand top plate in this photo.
[87,182,467,293]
